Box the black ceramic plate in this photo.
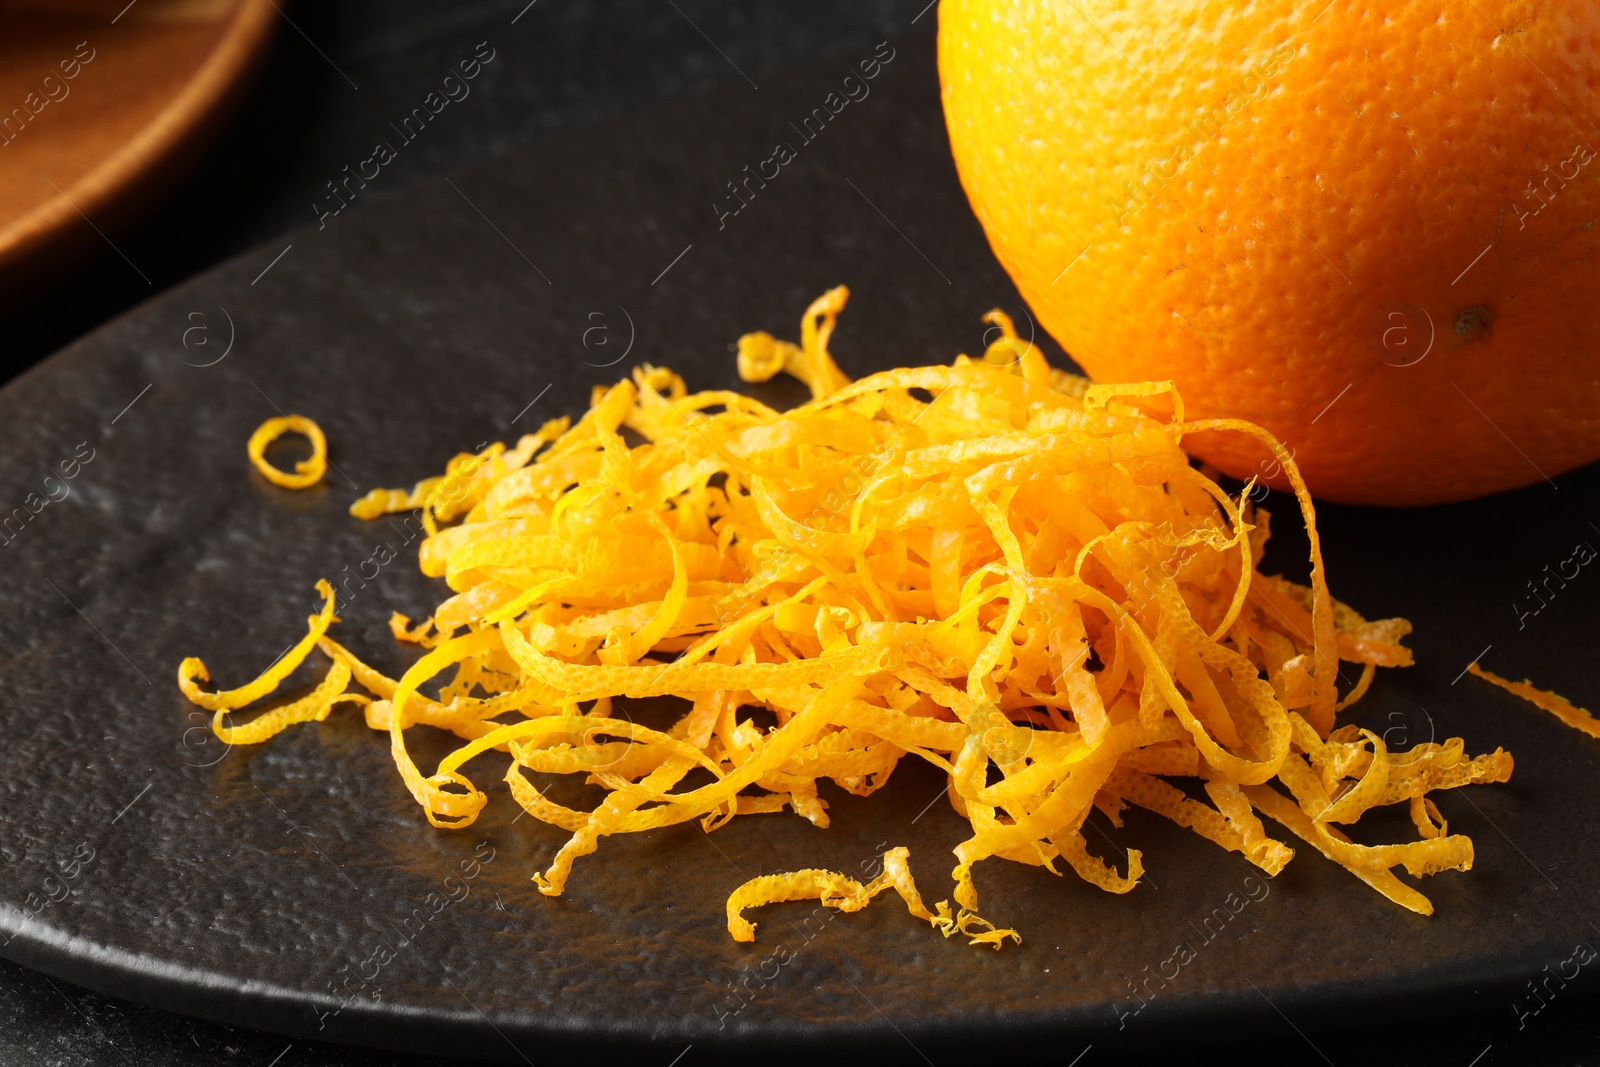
[3,37,1599,1067]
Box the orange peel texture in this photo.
[183,290,1514,945]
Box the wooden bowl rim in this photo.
[0,0,278,274]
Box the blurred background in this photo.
[2,2,1599,1065]
[1,0,920,385]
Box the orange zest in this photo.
[184,289,1515,945]
[1469,662,1600,741]
[247,414,329,489]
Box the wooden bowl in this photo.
[0,0,276,302]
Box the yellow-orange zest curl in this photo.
[247,414,329,489]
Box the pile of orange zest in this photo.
[247,414,330,489]
[1469,662,1600,741]
[180,287,1515,947]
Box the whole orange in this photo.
[938,1,1600,505]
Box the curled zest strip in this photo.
[387,629,503,828]
[1170,416,1339,735]
[211,660,368,745]
[184,292,1516,949]
[247,415,329,489]
[178,580,338,712]
[1315,728,1389,824]
[177,580,365,747]
[726,846,957,943]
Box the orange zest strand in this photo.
[247,414,329,489]
[184,290,1515,945]
[1469,662,1600,741]
[726,846,957,943]
[178,579,338,713]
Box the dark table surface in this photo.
[3,3,1599,1065]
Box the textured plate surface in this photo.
[1,40,1598,1066]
